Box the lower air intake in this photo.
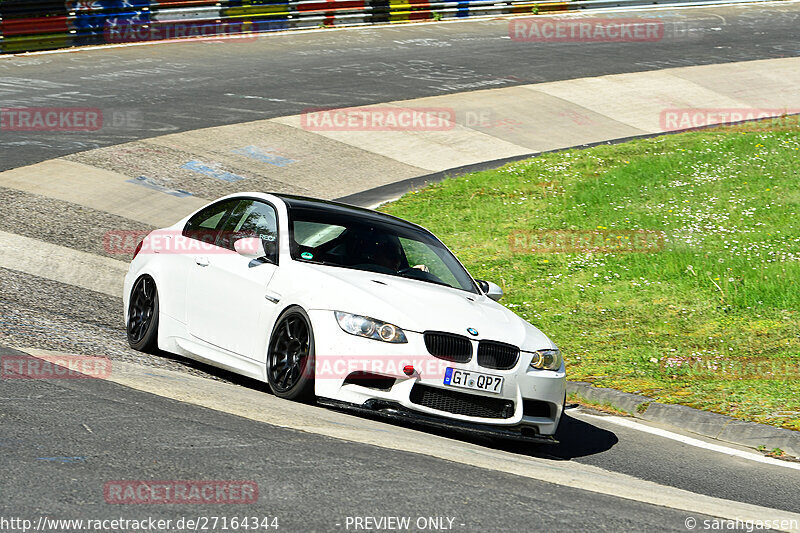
[410,384,515,419]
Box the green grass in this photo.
[381,121,800,430]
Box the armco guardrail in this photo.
[0,0,778,54]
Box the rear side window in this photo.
[217,199,279,263]
[182,199,239,244]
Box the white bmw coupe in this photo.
[124,193,566,441]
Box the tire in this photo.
[127,275,159,353]
[267,306,315,402]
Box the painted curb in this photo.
[336,113,800,209]
[567,382,800,458]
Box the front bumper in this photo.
[318,398,559,444]
[309,310,566,436]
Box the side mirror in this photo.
[476,280,503,301]
[234,237,266,259]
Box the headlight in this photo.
[529,348,562,371]
[334,311,408,343]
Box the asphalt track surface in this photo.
[0,346,718,532]
[1,3,800,171]
[2,3,800,531]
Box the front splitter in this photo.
[317,398,558,445]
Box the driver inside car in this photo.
[357,233,405,272]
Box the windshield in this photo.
[288,206,478,293]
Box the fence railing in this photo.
[0,0,779,54]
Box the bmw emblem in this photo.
[467,328,479,336]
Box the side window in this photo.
[217,200,279,263]
[183,199,239,245]
[293,221,346,248]
[291,221,347,260]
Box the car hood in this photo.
[285,263,553,350]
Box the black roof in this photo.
[273,193,425,232]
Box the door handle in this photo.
[194,256,209,267]
[264,291,281,304]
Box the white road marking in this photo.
[577,411,800,471]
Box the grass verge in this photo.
[381,120,800,431]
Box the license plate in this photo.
[443,368,503,394]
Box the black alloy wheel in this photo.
[267,307,315,401]
[127,275,159,352]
